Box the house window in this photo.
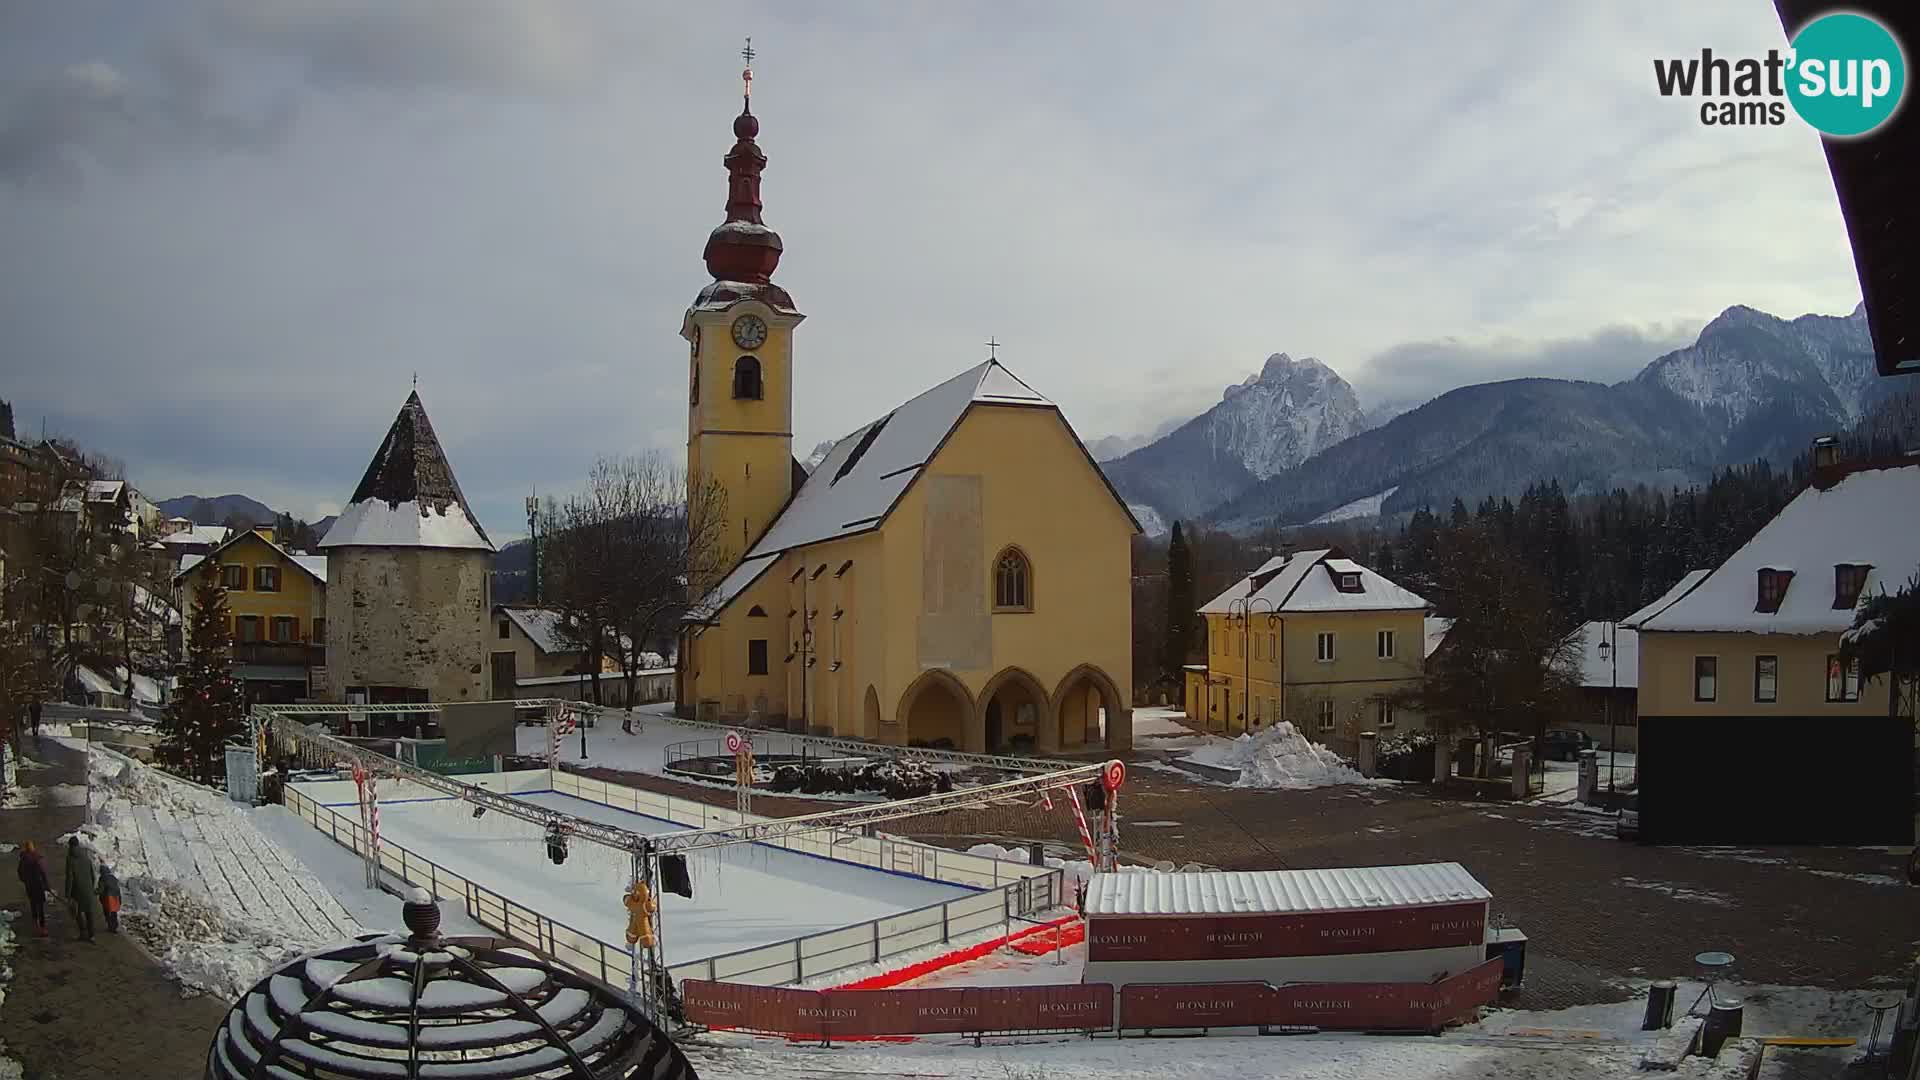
[1267,632,1276,663]
[1316,632,1336,662]
[1377,629,1395,659]
[221,564,247,591]
[270,616,297,643]
[1755,568,1792,613]
[747,605,767,617]
[236,615,261,643]
[748,639,769,676]
[1339,572,1361,591]
[1254,698,1263,724]
[1376,698,1396,727]
[994,548,1032,611]
[1254,635,1263,661]
[732,356,763,400]
[254,565,280,592]
[498,619,511,640]
[1693,656,1717,702]
[1754,656,1778,703]
[1826,654,1860,703]
[1316,699,1335,731]
[1833,564,1871,610]
[313,617,327,645]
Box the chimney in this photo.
[1811,435,1840,470]
[252,525,275,544]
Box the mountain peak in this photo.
[1703,304,1775,334]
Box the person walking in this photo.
[16,840,51,937]
[96,863,123,934]
[63,837,97,941]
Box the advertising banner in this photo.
[1088,901,1486,962]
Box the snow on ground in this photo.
[1615,877,1735,908]
[1184,722,1382,790]
[1309,485,1401,524]
[354,789,977,967]
[247,804,491,938]
[0,910,19,1080]
[65,748,367,1000]
[0,783,88,808]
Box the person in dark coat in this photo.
[96,863,123,933]
[16,840,50,937]
[63,837,97,941]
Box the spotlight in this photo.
[471,804,486,819]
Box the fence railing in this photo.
[285,769,1064,991]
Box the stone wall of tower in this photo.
[324,546,491,703]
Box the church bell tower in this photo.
[683,40,804,561]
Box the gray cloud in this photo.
[1348,322,1706,411]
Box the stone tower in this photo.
[320,391,496,704]
[682,57,805,562]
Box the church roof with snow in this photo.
[319,391,494,552]
[689,359,1136,620]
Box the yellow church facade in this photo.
[675,82,1136,754]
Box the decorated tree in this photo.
[1840,572,1920,723]
[160,569,246,783]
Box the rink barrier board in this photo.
[679,958,1504,1039]
[283,781,1062,991]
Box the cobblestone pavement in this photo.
[2,737,230,1080]
[570,761,1920,1012]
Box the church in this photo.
[676,69,1137,754]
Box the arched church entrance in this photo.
[977,668,1049,755]
[897,669,975,751]
[1052,665,1128,751]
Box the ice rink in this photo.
[319,786,979,966]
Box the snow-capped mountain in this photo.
[1101,353,1368,524]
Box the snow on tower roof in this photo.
[1200,549,1428,614]
[319,391,494,552]
[690,359,1137,619]
[1085,862,1489,917]
[1636,461,1920,634]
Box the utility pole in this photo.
[524,492,542,605]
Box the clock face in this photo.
[731,314,768,350]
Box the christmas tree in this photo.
[161,568,246,784]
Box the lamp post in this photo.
[1227,597,1277,736]
[1598,622,1618,793]
[576,669,588,760]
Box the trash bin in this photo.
[1643,981,1676,1030]
[1702,997,1744,1056]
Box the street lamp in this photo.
[524,493,542,604]
[1226,597,1278,736]
[1597,622,1618,793]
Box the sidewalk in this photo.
[1,737,229,1080]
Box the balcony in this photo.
[230,641,323,669]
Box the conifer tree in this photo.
[1163,522,1194,680]
[161,569,246,784]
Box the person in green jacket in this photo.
[63,837,97,942]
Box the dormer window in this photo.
[1324,557,1367,594]
[1339,573,1361,592]
[1755,568,1793,613]
[1833,564,1871,610]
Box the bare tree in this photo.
[542,455,731,725]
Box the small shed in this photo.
[1083,862,1493,988]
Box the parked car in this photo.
[1616,792,1639,841]
[1540,728,1594,762]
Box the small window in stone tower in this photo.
[733,356,763,400]
[994,547,1032,611]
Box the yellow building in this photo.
[676,88,1138,754]
[487,604,624,697]
[1186,549,1429,756]
[175,527,328,703]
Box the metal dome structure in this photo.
[207,890,696,1079]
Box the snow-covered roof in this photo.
[173,531,326,585]
[691,359,1135,620]
[319,391,494,552]
[161,525,230,547]
[1571,621,1638,689]
[1085,862,1490,917]
[86,479,125,502]
[1424,616,1453,658]
[1621,570,1711,629]
[1200,549,1428,614]
[500,607,581,655]
[292,555,327,583]
[1638,462,1920,634]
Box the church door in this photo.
[985,700,1003,753]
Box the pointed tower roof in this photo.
[319,391,495,551]
[693,41,798,315]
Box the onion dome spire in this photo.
[703,37,784,284]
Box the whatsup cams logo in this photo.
[1654,11,1907,137]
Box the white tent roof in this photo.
[1085,862,1490,917]
[1637,461,1920,634]
[1200,549,1428,614]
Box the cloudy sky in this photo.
[2,2,1866,537]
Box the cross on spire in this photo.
[985,337,1001,360]
[741,37,754,101]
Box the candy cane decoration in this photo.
[1066,786,1098,864]
[366,773,383,888]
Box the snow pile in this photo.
[66,748,365,1000]
[0,909,20,1080]
[1184,722,1372,789]
[0,783,88,808]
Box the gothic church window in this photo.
[994,547,1032,611]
